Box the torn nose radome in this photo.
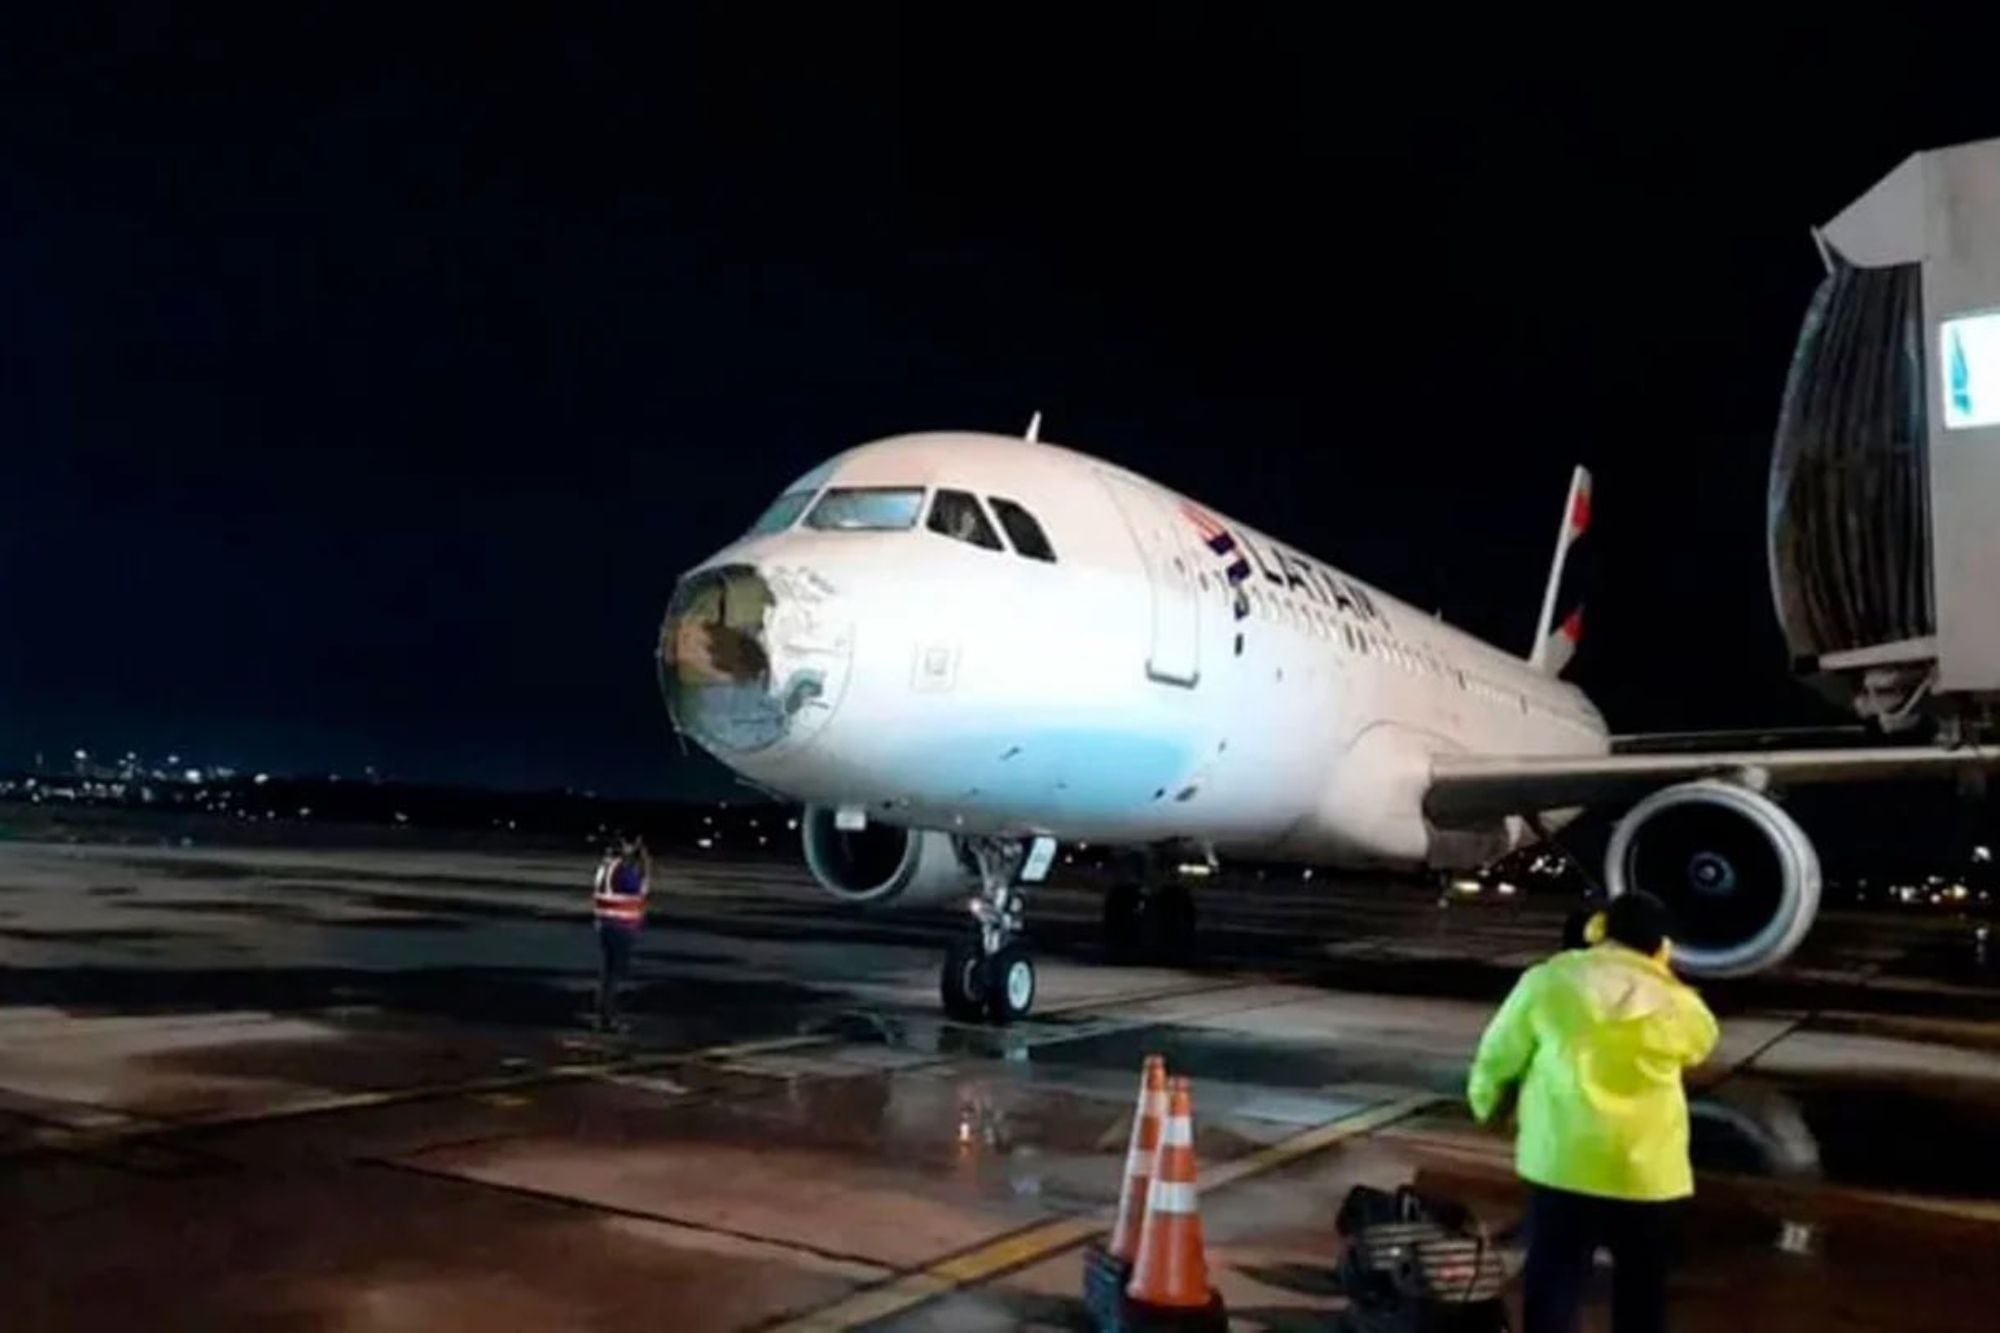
[660,565,793,753]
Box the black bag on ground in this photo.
[1331,1185,1510,1333]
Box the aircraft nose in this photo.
[658,562,852,756]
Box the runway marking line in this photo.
[759,1091,1439,1332]
[9,1031,831,1156]
[367,1153,900,1276]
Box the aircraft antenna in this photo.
[1024,411,1042,443]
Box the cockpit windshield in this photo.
[746,489,816,537]
[804,487,925,531]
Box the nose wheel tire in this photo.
[940,937,989,1022]
[985,942,1037,1023]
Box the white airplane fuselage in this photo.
[663,431,1609,870]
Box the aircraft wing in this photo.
[1424,744,2000,825]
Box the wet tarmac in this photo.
[4,836,2000,1329]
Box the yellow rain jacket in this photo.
[1468,943,1719,1201]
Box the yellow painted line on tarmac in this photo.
[1200,1093,1443,1192]
[1375,1125,2000,1229]
[1839,1188,2000,1226]
[763,1091,1440,1332]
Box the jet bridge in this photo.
[1770,135,2000,739]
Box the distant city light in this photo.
[254,773,269,785]
[1975,845,1993,863]
[696,837,714,850]
[74,749,87,761]
[183,768,202,783]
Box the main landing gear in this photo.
[940,837,1039,1024]
[1101,855,1199,965]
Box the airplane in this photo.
[657,429,1999,1023]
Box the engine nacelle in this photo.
[1605,780,1821,978]
[799,806,977,907]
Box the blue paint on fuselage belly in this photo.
[877,727,1195,820]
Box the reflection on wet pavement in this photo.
[3,838,2000,1329]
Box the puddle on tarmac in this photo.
[1020,1021,1465,1095]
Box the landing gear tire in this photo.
[1102,882,1143,964]
[1146,883,1199,965]
[985,942,1037,1023]
[940,936,989,1022]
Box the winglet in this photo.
[1529,465,1592,675]
[1025,411,1043,443]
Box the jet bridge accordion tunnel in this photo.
[1769,134,2000,738]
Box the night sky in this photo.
[2,10,1993,797]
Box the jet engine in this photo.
[1604,780,1821,977]
[799,807,977,907]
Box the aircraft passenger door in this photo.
[1098,472,1201,688]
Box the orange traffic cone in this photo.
[1123,1076,1226,1330]
[1111,1055,1169,1260]
[1083,1055,1169,1327]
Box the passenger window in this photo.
[806,487,925,531]
[926,489,1002,551]
[988,497,1057,562]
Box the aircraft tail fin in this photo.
[1529,465,1592,676]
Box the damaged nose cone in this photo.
[661,566,786,752]
[659,564,848,754]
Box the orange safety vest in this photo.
[592,855,648,925]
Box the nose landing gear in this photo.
[939,837,1039,1024]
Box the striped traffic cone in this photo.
[1083,1055,1168,1328]
[1123,1076,1226,1330]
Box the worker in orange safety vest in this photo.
[591,836,651,1032]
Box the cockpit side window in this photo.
[745,489,816,537]
[926,489,1003,550]
[988,497,1057,562]
[804,487,926,531]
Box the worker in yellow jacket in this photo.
[1468,891,1719,1333]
